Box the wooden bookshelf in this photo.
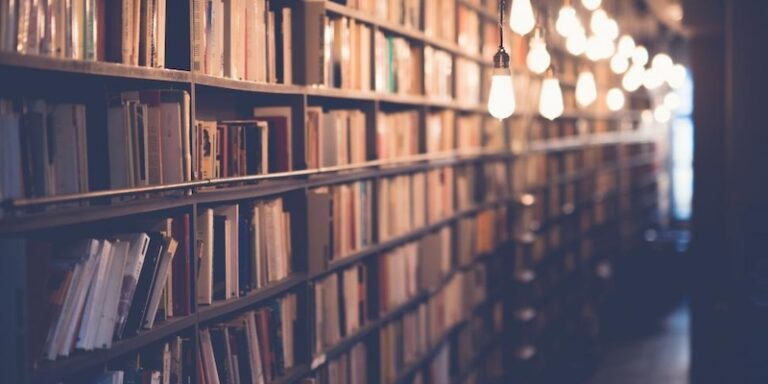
[0,0,662,383]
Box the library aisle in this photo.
[590,304,689,384]
[0,0,766,383]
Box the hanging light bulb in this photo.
[667,64,687,89]
[610,54,630,74]
[654,104,671,123]
[586,35,602,61]
[576,70,597,108]
[606,88,625,111]
[566,25,587,55]
[617,35,635,56]
[603,18,619,40]
[539,68,564,120]
[582,0,601,11]
[632,45,648,66]
[488,0,516,120]
[622,65,644,92]
[652,53,674,72]
[590,9,608,35]
[556,5,579,37]
[664,92,681,110]
[643,66,665,89]
[527,28,551,74]
[510,0,536,35]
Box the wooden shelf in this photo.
[31,316,197,384]
[0,52,192,82]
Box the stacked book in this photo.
[198,293,298,384]
[426,167,455,223]
[196,197,293,305]
[323,16,372,90]
[374,31,422,96]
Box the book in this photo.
[252,107,293,173]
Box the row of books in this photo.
[195,106,293,179]
[194,0,292,84]
[455,164,479,211]
[305,108,368,169]
[379,303,428,383]
[377,172,426,241]
[376,110,419,161]
[1,0,167,67]
[374,31,421,96]
[379,264,486,384]
[107,90,191,189]
[323,16,372,91]
[426,167,455,223]
[456,208,509,266]
[307,181,374,269]
[196,197,293,305]
[93,336,192,384]
[313,263,367,354]
[307,342,367,384]
[198,293,298,384]
[424,46,453,101]
[0,99,88,201]
[32,216,190,362]
[457,5,480,55]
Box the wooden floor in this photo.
[589,304,690,384]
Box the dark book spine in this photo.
[269,300,285,376]
[239,211,251,295]
[124,233,164,336]
[213,215,227,301]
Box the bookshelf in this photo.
[0,0,662,384]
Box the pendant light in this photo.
[606,87,625,111]
[488,0,516,120]
[610,53,629,74]
[631,45,649,66]
[527,27,551,74]
[556,0,579,37]
[582,0,601,11]
[617,35,635,57]
[575,70,597,107]
[539,67,564,120]
[566,25,587,55]
[622,64,644,91]
[510,0,536,35]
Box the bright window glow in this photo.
[654,104,671,122]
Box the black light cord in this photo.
[499,0,505,49]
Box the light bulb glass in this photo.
[576,71,598,108]
[488,72,516,119]
[643,66,664,89]
[641,109,654,124]
[664,92,681,110]
[590,9,608,34]
[632,46,648,66]
[527,38,551,74]
[610,54,629,74]
[566,28,587,55]
[510,0,536,36]
[586,35,602,61]
[556,6,579,37]
[604,19,619,40]
[606,88,625,111]
[668,64,687,89]
[652,53,674,72]
[654,104,671,123]
[622,65,644,91]
[539,78,564,120]
[617,35,635,56]
[582,0,602,11]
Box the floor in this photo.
[588,304,690,384]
